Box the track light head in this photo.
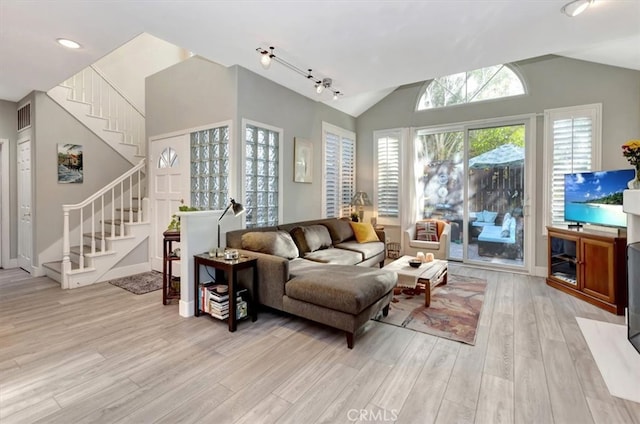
[561,0,593,17]
[315,82,324,94]
[259,46,275,69]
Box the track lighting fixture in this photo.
[255,46,343,99]
[260,46,275,69]
[561,0,593,17]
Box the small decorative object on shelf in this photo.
[387,242,400,259]
[622,139,640,189]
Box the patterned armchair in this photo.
[402,219,450,259]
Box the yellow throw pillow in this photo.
[349,221,379,243]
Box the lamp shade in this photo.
[217,198,245,248]
[231,199,244,216]
[350,191,371,206]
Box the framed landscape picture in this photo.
[294,138,312,183]
[57,144,83,183]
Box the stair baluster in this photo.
[60,159,146,288]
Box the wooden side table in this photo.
[193,253,258,332]
[162,230,181,305]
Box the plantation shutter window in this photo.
[322,123,356,219]
[544,104,601,228]
[374,131,401,224]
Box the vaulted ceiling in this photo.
[1,0,639,117]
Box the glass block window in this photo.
[245,124,280,228]
[417,64,525,110]
[158,147,178,169]
[190,125,229,210]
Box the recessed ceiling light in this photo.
[57,38,81,49]
[561,0,594,17]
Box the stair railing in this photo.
[62,159,146,285]
[62,65,146,156]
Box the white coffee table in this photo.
[384,255,448,307]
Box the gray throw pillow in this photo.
[291,225,333,253]
[241,231,299,259]
[323,218,354,244]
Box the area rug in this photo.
[108,271,163,295]
[375,275,486,345]
[576,317,640,403]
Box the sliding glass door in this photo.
[414,118,531,271]
[467,124,525,267]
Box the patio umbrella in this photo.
[469,143,524,169]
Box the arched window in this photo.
[417,64,525,110]
[157,147,178,168]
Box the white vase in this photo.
[628,168,640,189]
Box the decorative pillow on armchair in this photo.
[416,221,439,242]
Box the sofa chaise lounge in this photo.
[226,218,397,348]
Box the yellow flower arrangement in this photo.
[622,139,640,168]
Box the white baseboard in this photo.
[179,300,194,318]
[100,262,151,282]
[31,265,46,277]
[533,265,547,278]
[1,258,18,270]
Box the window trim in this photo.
[373,128,404,226]
[542,103,602,234]
[241,118,284,228]
[321,122,356,219]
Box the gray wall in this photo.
[146,55,238,139]
[356,55,640,268]
[146,57,356,226]
[0,99,17,260]
[32,92,132,266]
[236,66,355,223]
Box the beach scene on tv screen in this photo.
[564,169,634,227]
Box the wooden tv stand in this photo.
[546,226,627,315]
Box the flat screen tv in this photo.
[564,169,634,228]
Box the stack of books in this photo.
[205,284,229,319]
[199,283,249,321]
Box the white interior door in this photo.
[150,133,189,271]
[18,138,32,272]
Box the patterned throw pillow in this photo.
[416,221,439,242]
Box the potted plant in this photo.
[166,201,199,231]
[350,212,359,222]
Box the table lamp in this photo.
[350,191,371,222]
[217,198,244,248]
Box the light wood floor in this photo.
[1,265,639,424]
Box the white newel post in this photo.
[62,208,71,289]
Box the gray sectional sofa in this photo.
[226,217,397,348]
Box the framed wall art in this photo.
[57,143,83,183]
[294,137,312,183]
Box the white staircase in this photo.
[47,65,145,165]
[43,160,150,288]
